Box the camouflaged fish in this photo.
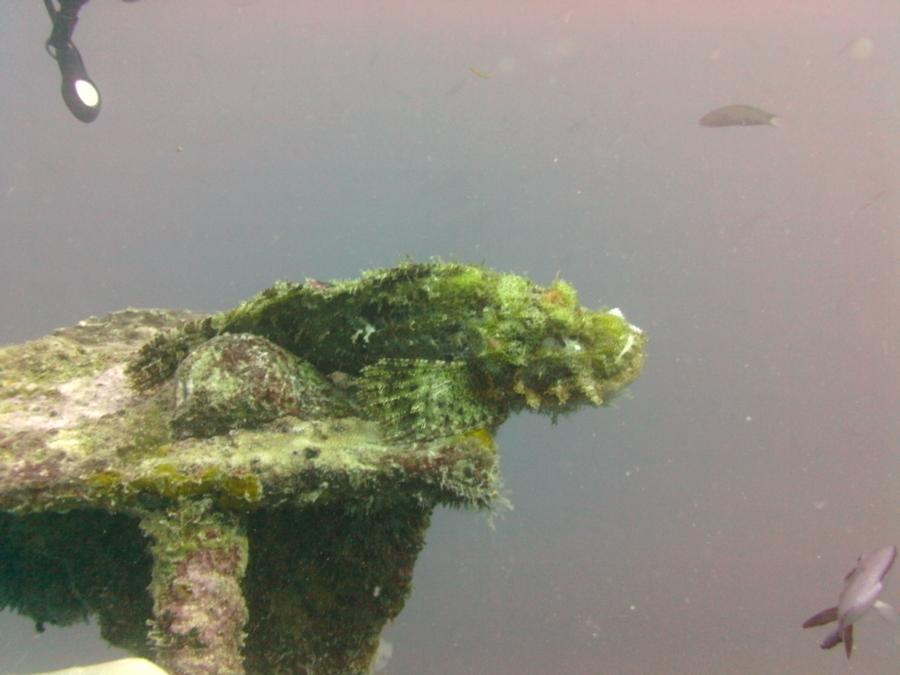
[127,262,645,441]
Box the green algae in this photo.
[243,501,430,674]
[129,262,645,441]
[0,264,646,674]
[0,509,154,652]
[171,333,353,439]
[139,499,248,674]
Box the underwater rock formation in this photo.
[171,333,348,439]
[0,263,645,674]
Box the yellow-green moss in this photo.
[127,262,645,442]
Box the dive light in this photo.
[44,0,101,123]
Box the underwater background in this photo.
[0,1,898,673]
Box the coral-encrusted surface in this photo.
[0,265,645,674]
[0,308,500,514]
[0,308,499,674]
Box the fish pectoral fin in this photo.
[803,606,839,628]
[844,624,853,658]
[820,627,842,649]
[359,358,504,441]
[873,600,899,624]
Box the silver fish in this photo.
[699,104,779,128]
[803,545,898,658]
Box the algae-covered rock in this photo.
[0,262,645,675]
[172,333,351,439]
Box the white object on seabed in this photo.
[25,657,169,675]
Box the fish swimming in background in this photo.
[699,104,779,128]
[840,36,874,61]
[803,545,898,658]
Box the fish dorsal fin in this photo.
[358,358,505,441]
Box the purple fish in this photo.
[803,545,898,658]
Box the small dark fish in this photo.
[699,104,779,128]
[803,545,898,658]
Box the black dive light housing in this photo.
[44,0,101,123]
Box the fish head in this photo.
[518,296,644,412]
